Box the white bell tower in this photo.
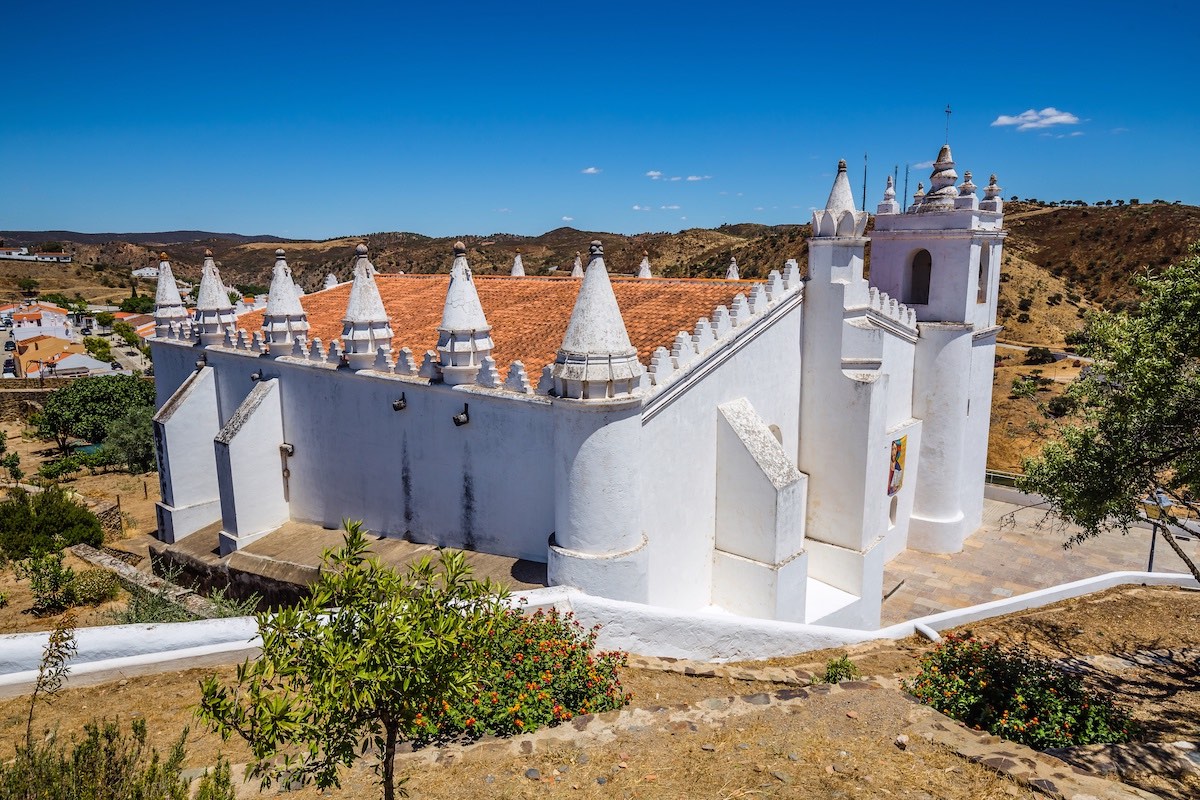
[868,144,1006,553]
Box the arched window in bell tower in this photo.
[905,249,931,305]
[977,244,991,303]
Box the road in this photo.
[108,333,151,374]
[996,342,1093,365]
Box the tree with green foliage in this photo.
[83,336,112,363]
[1019,245,1200,581]
[197,521,507,800]
[95,311,115,328]
[1023,346,1056,365]
[119,295,155,314]
[0,487,103,560]
[101,406,156,473]
[17,277,39,293]
[112,320,142,349]
[35,374,155,452]
[0,432,20,485]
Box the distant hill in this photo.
[3,203,1198,348]
[0,230,293,247]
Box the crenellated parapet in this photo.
[646,263,804,390]
[866,286,918,331]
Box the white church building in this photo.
[149,144,1005,629]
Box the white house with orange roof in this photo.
[149,145,1004,630]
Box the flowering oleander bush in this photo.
[414,606,630,742]
[906,632,1136,749]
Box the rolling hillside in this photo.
[4,202,1197,348]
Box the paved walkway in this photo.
[881,498,1200,625]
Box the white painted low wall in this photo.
[0,572,1195,691]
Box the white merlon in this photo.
[766,270,785,301]
[552,241,645,400]
[711,305,732,337]
[194,250,236,346]
[437,241,495,385]
[418,350,440,379]
[153,253,188,337]
[730,293,751,327]
[783,258,802,289]
[477,355,502,388]
[638,251,653,278]
[262,249,310,348]
[340,244,393,370]
[323,273,339,290]
[692,317,716,352]
[504,361,533,393]
[511,250,525,277]
[670,331,695,370]
[725,256,740,280]
[748,283,769,314]
[648,346,674,385]
[395,347,418,376]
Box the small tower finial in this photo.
[571,250,584,277]
[153,252,187,338]
[341,244,392,369]
[263,248,309,349]
[553,242,643,399]
[638,250,653,279]
[437,242,494,384]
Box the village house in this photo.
[149,144,1004,630]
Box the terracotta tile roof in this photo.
[13,312,41,321]
[238,274,758,375]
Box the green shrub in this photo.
[14,548,76,614]
[906,632,1136,749]
[1017,312,1031,323]
[0,718,194,800]
[1018,297,1033,311]
[815,654,860,684]
[0,590,8,608]
[418,605,630,741]
[1024,346,1056,366]
[0,486,103,559]
[1045,395,1076,418]
[38,456,83,481]
[70,568,121,605]
[1010,376,1039,399]
[194,756,237,800]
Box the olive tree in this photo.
[197,521,507,800]
[1019,245,1200,581]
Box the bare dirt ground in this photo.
[1,586,1193,798]
[987,353,1083,473]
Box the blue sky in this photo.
[3,0,1196,239]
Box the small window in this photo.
[906,250,931,305]
[888,495,898,529]
[977,245,991,303]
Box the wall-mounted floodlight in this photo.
[195,352,208,370]
[452,403,470,427]
[250,369,264,382]
[392,393,407,411]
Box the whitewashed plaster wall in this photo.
[639,298,803,610]
[214,378,289,555]
[959,332,999,534]
[152,364,223,543]
[152,338,557,563]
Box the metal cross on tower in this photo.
[944,104,952,143]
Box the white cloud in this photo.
[1112,127,1129,134]
[495,208,511,213]
[1040,130,1086,140]
[991,107,1080,131]
[668,176,682,181]
[561,216,574,222]
[632,204,651,211]
[646,170,663,180]
[754,206,765,211]
[680,216,687,220]
[581,166,602,174]
[686,175,711,181]
[912,160,935,169]
[660,204,680,210]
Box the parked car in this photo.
[4,341,15,351]
[81,327,93,335]
[110,361,121,370]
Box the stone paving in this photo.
[881,497,1200,625]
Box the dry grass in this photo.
[986,354,1082,472]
